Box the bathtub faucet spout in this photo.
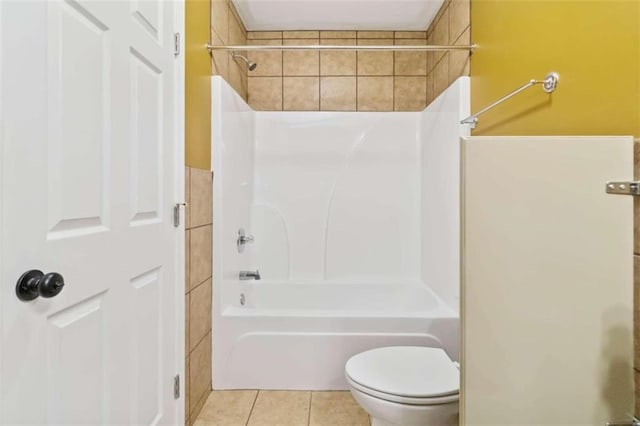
[239,270,261,281]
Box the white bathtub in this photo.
[212,281,458,390]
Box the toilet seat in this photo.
[345,346,459,406]
[347,375,459,405]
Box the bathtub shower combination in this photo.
[212,76,470,390]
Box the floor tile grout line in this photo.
[245,390,260,426]
[307,392,313,426]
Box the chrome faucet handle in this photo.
[237,228,255,253]
[239,270,260,280]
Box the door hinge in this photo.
[174,374,180,399]
[174,32,181,57]
[605,181,640,196]
[173,202,187,227]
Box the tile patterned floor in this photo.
[194,390,370,426]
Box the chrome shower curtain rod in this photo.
[206,44,476,52]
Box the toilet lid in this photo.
[345,346,459,398]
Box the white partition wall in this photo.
[420,78,470,313]
[461,136,634,425]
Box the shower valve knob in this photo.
[237,228,255,253]
[16,270,65,302]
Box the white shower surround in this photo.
[211,76,470,390]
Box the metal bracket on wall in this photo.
[605,181,640,196]
[605,419,640,426]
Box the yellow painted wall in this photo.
[471,0,640,136]
[185,0,211,170]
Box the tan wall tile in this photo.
[426,31,435,74]
[395,31,427,39]
[210,32,229,81]
[248,77,283,110]
[432,6,450,63]
[248,40,283,77]
[320,31,356,39]
[357,39,394,76]
[247,391,311,425]
[283,77,320,111]
[229,61,244,96]
[228,10,245,46]
[190,168,213,228]
[635,256,640,368]
[395,77,427,111]
[283,30,319,39]
[426,73,435,105]
[633,197,640,253]
[241,72,248,102]
[635,141,640,254]
[185,355,190,422]
[228,1,247,34]
[185,167,191,229]
[449,0,470,43]
[189,225,212,290]
[189,332,212,415]
[211,0,229,43]
[357,31,394,39]
[357,76,393,111]
[433,54,449,98]
[321,77,356,111]
[248,31,283,40]
[185,292,190,354]
[636,369,640,417]
[634,140,639,180]
[185,230,191,293]
[432,0,452,27]
[449,26,471,84]
[395,39,428,76]
[284,39,319,76]
[198,391,258,424]
[189,279,212,352]
[309,392,369,426]
[320,39,357,76]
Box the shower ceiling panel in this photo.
[231,0,445,31]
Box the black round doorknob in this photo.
[16,270,65,302]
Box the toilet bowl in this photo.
[345,346,459,426]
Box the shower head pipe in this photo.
[229,51,257,71]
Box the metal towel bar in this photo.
[460,72,559,129]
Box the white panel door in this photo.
[0,1,184,425]
[461,136,634,425]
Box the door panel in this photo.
[1,1,182,424]
[130,48,163,226]
[130,267,163,425]
[47,0,111,239]
[461,136,634,425]
[47,292,107,425]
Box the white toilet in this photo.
[345,346,459,426]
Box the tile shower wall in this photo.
[635,140,640,416]
[185,167,213,425]
[245,0,470,112]
[211,0,249,101]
